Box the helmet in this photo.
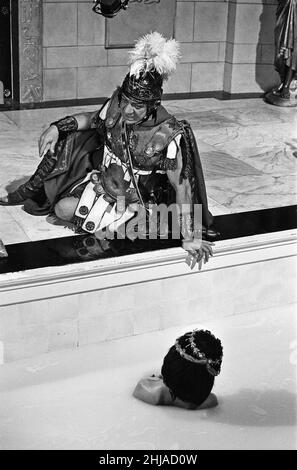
[120,32,180,107]
[121,70,163,105]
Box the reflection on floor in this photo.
[0,303,295,450]
[1,205,296,274]
[0,98,296,244]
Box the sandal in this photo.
[0,185,35,206]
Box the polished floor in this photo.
[0,303,296,450]
[0,97,296,245]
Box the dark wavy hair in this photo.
[161,330,223,406]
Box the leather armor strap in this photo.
[121,120,146,208]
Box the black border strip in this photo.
[11,0,19,105]
[1,205,296,275]
[1,0,19,109]
[0,450,293,466]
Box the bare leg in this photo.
[277,66,294,99]
[54,197,79,222]
[281,68,294,97]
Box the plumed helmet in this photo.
[121,32,181,105]
[92,0,129,18]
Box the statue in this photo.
[265,0,297,107]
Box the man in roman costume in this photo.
[0,32,218,268]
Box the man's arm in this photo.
[51,97,110,134]
[67,111,97,131]
[166,142,214,269]
[38,108,104,158]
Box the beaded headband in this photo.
[174,330,223,377]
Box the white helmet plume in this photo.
[128,31,181,80]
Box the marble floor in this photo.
[0,303,296,450]
[0,98,296,244]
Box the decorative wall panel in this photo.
[19,0,42,103]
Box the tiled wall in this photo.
[1,253,296,362]
[38,0,279,102]
[225,0,279,93]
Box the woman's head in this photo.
[161,330,223,406]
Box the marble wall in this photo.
[18,0,280,103]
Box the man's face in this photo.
[120,94,147,124]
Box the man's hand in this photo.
[38,125,59,158]
[183,238,214,270]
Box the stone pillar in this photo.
[19,0,43,104]
[224,0,280,94]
